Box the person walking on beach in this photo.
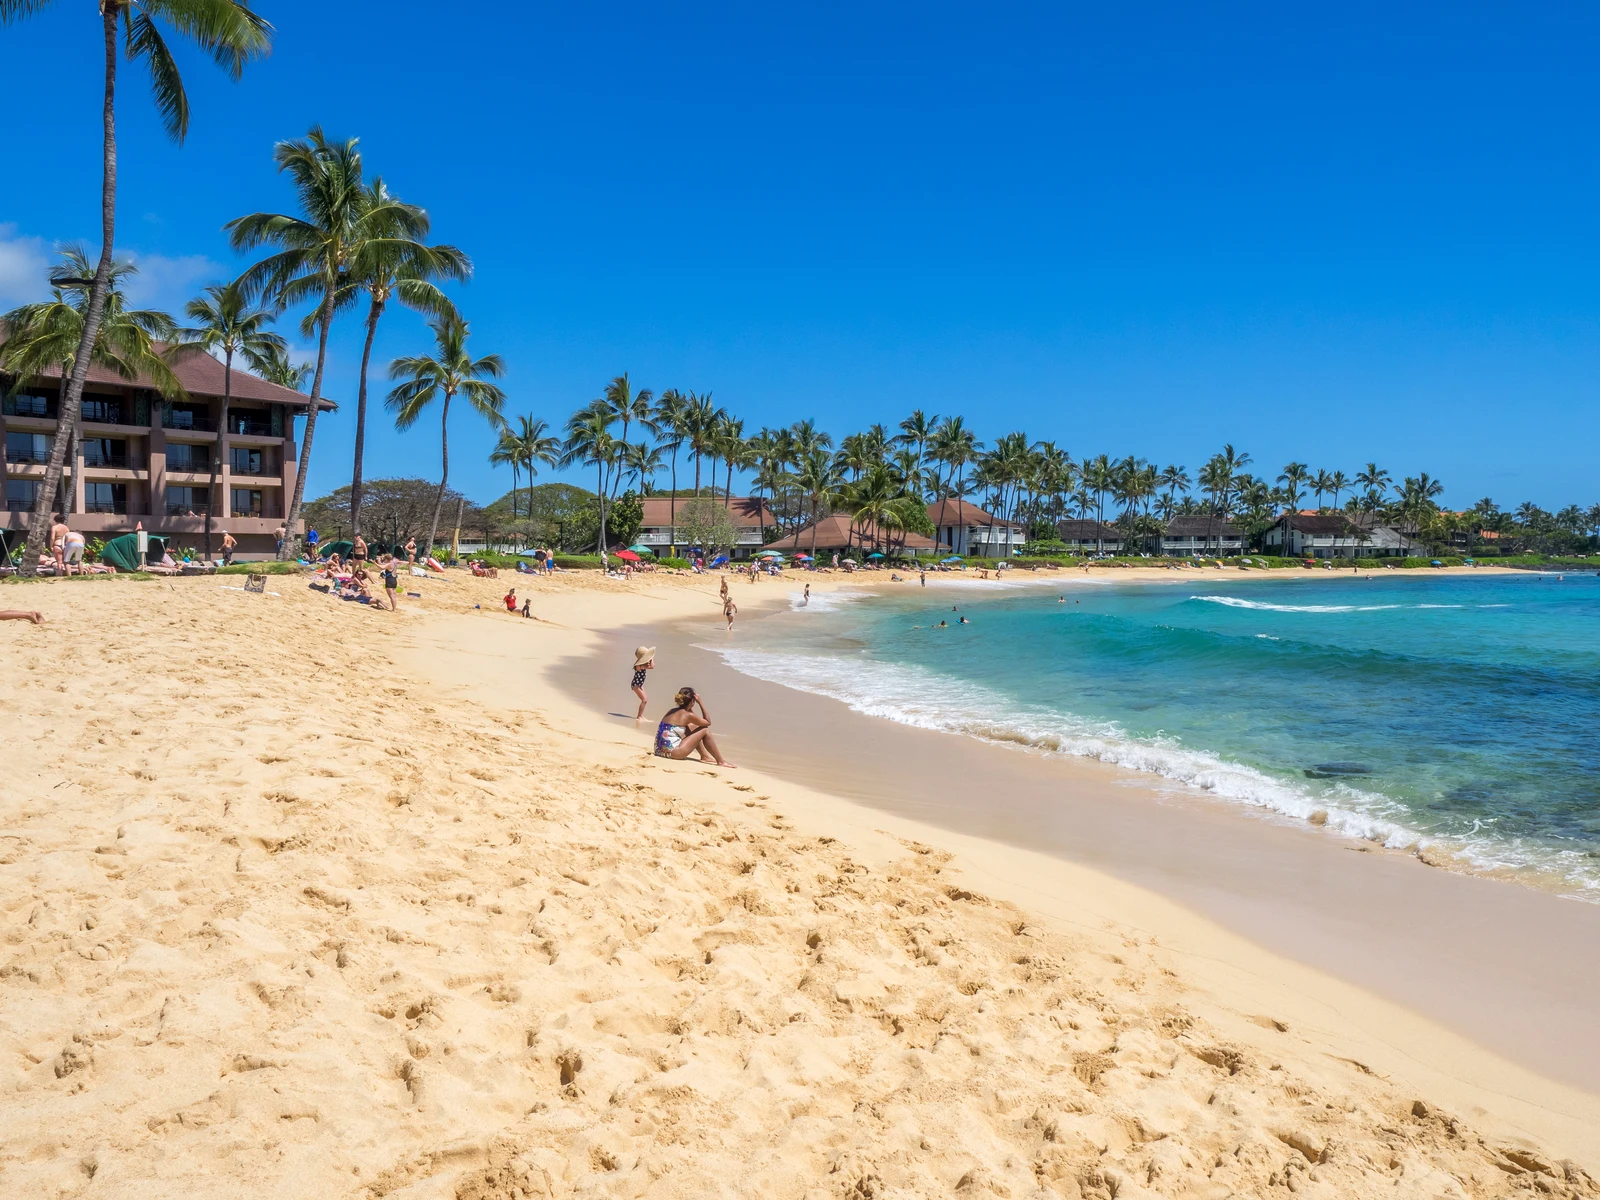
[723,594,738,630]
[306,527,320,559]
[630,645,655,720]
[654,686,735,766]
[405,537,417,565]
[221,531,237,566]
[919,569,927,587]
[352,534,367,564]
[382,559,400,610]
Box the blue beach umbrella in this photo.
[940,555,963,563]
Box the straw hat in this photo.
[633,645,656,668]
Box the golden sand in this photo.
[0,566,1594,1198]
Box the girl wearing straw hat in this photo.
[630,646,656,720]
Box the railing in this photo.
[3,396,55,418]
[166,504,209,517]
[84,502,128,515]
[229,419,274,436]
[232,509,265,519]
[165,457,211,473]
[5,499,36,511]
[229,462,275,476]
[5,448,50,465]
[81,407,127,426]
[83,455,131,470]
[162,412,216,432]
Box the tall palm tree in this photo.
[562,402,618,552]
[895,409,939,468]
[385,311,505,558]
[489,414,559,526]
[255,343,312,390]
[1355,463,1390,504]
[228,128,368,559]
[1309,468,1333,512]
[1080,454,1114,555]
[344,180,469,540]
[652,388,689,553]
[1328,469,1350,510]
[604,373,655,451]
[4,0,271,575]
[683,392,725,495]
[2,249,182,516]
[716,415,748,501]
[621,441,665,495]
[172,279,284,560]
[794,449,843,561]
[1277,462,1309,555]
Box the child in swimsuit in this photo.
[631,646,655,720]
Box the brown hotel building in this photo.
[3,352,333,560]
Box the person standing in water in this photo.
[723,594,738,630]
[630,645,655,720]
[802,583,810,606]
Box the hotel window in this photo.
[231,488,263,517]
[2,392,54,417]
[229,409,273,436]
[81,397,125,424]
[84,482,126,514]
[166,485,209,515]
[5,480,37,511]
[82,437,128,468]
[165,444,210,471]
[5,431,49,464]
[229,446,266,474]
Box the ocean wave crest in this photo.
[1189,595,1468,614]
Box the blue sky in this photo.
[4,1,1598,509]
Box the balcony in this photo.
[6,499,36,512]
[166,504,210,517]
[229,462,276,477]
[165,458,212,474]
[5,447,51,465]
[163,412,216,432]
[84,501,128,515]
[229,418,274,437]
[83,454,132,470]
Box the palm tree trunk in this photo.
[204,349,232,560]
[350,295,385,540]
[281,286,336,560]
[21,7,118,578]
[668,449,678,554]
[424,391,453,559]
[596,459,607,555]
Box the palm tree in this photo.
[385,312,505,558]
[255,343,312,390]
[562,402,617,553]
[1277,462,1309,555]
[794,449,843,561]
[172,279,284,560]
[895,409,939,468]
[3,0,272,576]
[621,441,665,494]
[1309,468,1333,512]
[604,373,655,451]
[1328,469,1350,510]
[652,388,689,552]
[716,415,749,501]
[344,180,470,540]
[1355,463,1391,505]
[683,392,726,494]
[2,249,182,516]
[1080,454,1114,554]
[489,414,559,526]
[228,128,367,559]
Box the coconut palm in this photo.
[385,311,505,558]
[489,414,559,524]
[562,402,618,552]
[652,388,690,552]
[1309,468,1334,512]
[172,279,285,559]
[603,373,655,451]
[228,128,369,558]
[1355,463,1390,504]
[1277,462,1309,554]
[3,0,272,575]
[682,391,726,494]
[1327,469,1350,511]
[1,249,182,515]
[621,441,665,494]
[255,343,312,390]
[895,409,939,468]
[794,449,844,560]
[343,181,470,540]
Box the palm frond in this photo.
[124,10,191,141]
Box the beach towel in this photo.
[426,557,445,572]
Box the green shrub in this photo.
[217,561,304,575]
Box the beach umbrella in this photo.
[792,552,812,560]
[842,558,858,565]
[756,549,784,558]
[940,555,963,563]
[710,555,729,566]
[615,549,641,562]
[866,552,885,559]
[627,544,655,556]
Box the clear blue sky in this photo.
[3,1,1597,509]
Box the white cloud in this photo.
[0,223,50,308]
[120,250,224,311]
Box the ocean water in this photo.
[711,572,1600,898]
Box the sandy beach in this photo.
[2,565,1596,1199]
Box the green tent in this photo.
[318,540,355,560]
[100,533,166,573]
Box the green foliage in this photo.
[608,490,644,549]
[217,561,304,575]
[675,497,740,556]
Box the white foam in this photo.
[1189,595,1469,614]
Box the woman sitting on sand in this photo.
[653,686,735,766]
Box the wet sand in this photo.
[552,594,1600,1096]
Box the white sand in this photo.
[0,566,1594,1199]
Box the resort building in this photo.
[1053,519,1124,553]
[1260,513,1423,558]
[2,351,330,559]
[633,496,775,560]
[765,513,943,557]
[926,498,1025,557]
[1161,516,1245,555]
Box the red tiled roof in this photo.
[766,513,942,552]
[925,498,1021,529]
[638,496,774,529]
[21,345,332,410]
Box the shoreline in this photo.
[5,568,1597,1196]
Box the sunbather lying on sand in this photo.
[0,610,43,624]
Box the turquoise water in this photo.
[713,572,1600,898]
